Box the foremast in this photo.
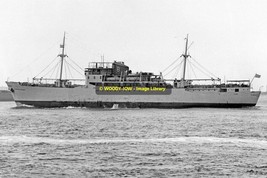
[178,34,191,88]
[58,32,67,87]
[182,34,189,81]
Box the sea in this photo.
[0,95,267,177]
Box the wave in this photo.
[11,105,35,109]
[0,136,267,149]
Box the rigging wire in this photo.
[189,61,215,79]
[34,55,83,80]
[66,61,74,79]
[11,40,61,79]
[164,59,184,77]
[33,56,59,78]
[161,57,181,73]
[188,60,197,79]
[41,60,61,79]
[172,61,183,79]
[49,60,61,79]
[187,42,194,51]
[67,57,84,71]
[191,57,219,79]
[64,60,84,76]
[64,60,67,79]
[55,61,60,80]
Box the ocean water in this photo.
[0,95,267,177]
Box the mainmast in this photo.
[58,32,67,86]
[182,34,189,81]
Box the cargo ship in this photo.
[6,34,261,108]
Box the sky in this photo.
[0,0,266,91]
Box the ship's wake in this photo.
[0,136,266,149]
[11,105,35,109]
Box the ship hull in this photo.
[6,82,261,108]
[13,100,256,108]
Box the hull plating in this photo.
[15,100,256,108]
[7,82,261,108]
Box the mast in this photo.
[59,32,66,86]
[182,34,189,81]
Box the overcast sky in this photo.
[0,0,266,90]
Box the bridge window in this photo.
[220,89,227,92]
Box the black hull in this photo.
[15,100,256,108]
